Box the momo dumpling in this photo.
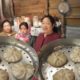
[53,69,75,80]
[70,46,80,63]
[0,69,9,80]
[3,47,22,63]
[11,63,26,79]
[75,64,80,76]
[11,63,34,80]
[47,50,68,67]
[25,64,34,79]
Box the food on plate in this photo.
[70,46,80,63]
[47,50,68,67]
[0,69,9,80]
[53,69,75,80]
[11,63,34,79]
[3,47,22,63]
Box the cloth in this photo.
[15,33,30,42]
[0,31,16,37]
[32,76,38,80]
[34,33,61,53]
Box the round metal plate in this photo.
[58,1,70,14]
[0,37,39,80]
[39,38,80,80]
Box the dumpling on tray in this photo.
[11,63,26,79]
[53,69,75,80]
[25,63,34,79]
[47,50,68,67]
[0,69,9,80]
[70,46,80,63]
[74,64,80,76]
[11,63,34,80]
[3,47,22,63]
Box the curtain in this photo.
[0,0,14,22]
[0,0,4,22]
[2,0,14,18]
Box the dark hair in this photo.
[19,22,28,29]
[2,20,12,28]
[41,15,58,33]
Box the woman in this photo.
[0,20,15,37]
[34,15,61,54]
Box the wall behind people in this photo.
[0,0,14,26]
[13,0,80,26]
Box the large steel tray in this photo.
[39,38,80,80]
[0,37,39,80]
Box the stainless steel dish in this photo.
[0,37,39,80]
[39,38,80,80]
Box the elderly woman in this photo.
[0,20,16,37]
[34,15,61,54]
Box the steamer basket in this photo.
[0,36,39,80]
[39,38,80,80]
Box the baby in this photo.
[15,22,30,43]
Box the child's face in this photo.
[20,25,28,34]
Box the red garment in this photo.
[32,76,38,80]
[34,33,61,53]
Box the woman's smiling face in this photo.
[42,17,54,35]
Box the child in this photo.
[15,22,30,43]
